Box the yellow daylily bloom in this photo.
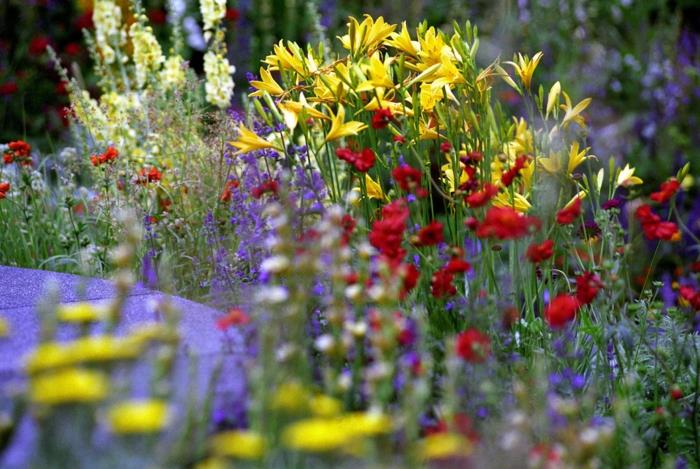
[354,173,386,200]
[230,124,282,155]
[108,399,170,434]
[324,105,367,143]
[415,27,453,71]
[278,93,328,130]
[420,82,443,111]
[492,191,532,213]
[356,52,395,92]
[249,67,285,97]
[430,52,465,89]
[312,72,348,103]
[546,81,561,118]
[506,51,543,90]
[538,142,592,176]
[564,190,588,209]
[263,41,311,78]
[363,88,413,116]
[339,15,396,56]
[419,119,442,140]
[503,118,533,158]
[560,91,592,129]
[386,22,419,56]
[615,164,643,189]
[441,161,469,193]
[210,430,265,459]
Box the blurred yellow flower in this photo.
[25,342,73,374]
[419,433,472,460]
[282,418,353,452]
[0,316,8,337]
[108,399,170,434]
[309,394,343,417]
[30,368,108,405]
[69,335,142,363]
[56,301,107,323]
[230,124,282,155]
[271,381,308,412]
[324,105,367,143]
[210,430,265,459]
[546,81,561,118]
[338,412,393,436]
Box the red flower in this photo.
[575,272,602,305]
[371,108,394,129]
[501,155,529,187]
[3,140,32,166]
[220,179,240,202]
[75,10,94,30]
[460,151,484,165]
[415,221,444,247]
[225,8,241,21]
[556,198,582,225]
[340,214,356,245]
[526,239,554,263]
[440,141,452,153]
[465,183,499,208]
[29,36,50,56]
[137,167,162,184]
[369,199,409,262]
[335,147,376,172]
[679,286,700,310]
[392,164,422,192]
[431,268,456,298]
[476,206,540,240]
[90,146,119,167]
[670,386,684,401]
[650,178,681,204]
[635,204,680,241]
[63,42,82,56]
[251,179,279,198]
[400,263,420,299]
[0,181,10,199]
[455,328,491,363]
[544,294,579,329]
[445,258,471,274]
[147,9,167,25]
[464,217,479,230]
[0,82,18,96]
[393,135,406,144]
[216,308,250,330]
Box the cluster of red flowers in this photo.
[526,239,554,263]
[251,179,279,199]
[335,147,376,172]
[455,328,491,363]
[392,164,427,197]
[635,204,680,241]
[369,199,409,263]
[3,140,32,166]
[465,183,498,208]
[556,197,582,225]
[501,154,530,187]
[371,108,394,129]
[679,286,700,310]
[216,308,251,330]
[414,221,444,247]
[90,146,118,167]
[473,206,540,240]
[544,272,602,328]
[220,179,240,203]
[136,167,163,185]
[430,254,471,299]
[650,177,681,203]
[0,182,10,200]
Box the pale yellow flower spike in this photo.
[230,124,281,155]
[324,105,367,143]
[249,67,285,97]
[506,51,543,90]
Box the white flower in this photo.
[199,0,226,34]
[203,51,235,108]
[93,0,123,64]
[261,255,290,274]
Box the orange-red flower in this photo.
[371,108,394,129]
[90,146,118,167]
[650,178,680,204]
[414,221,444,247]
[575,271,602,305]
[336,147,376,172]
[0,182,9,199]
[216,308,251,330]
[556,198,582,225]
[465,183,499,208]
[456,328,491,363]
[544,294,579,329]
[476,206,540,240]
[526,239,554,263]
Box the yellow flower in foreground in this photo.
[616,164,643,189]
[324,105,367,143]
[309,394,343,417]
[419,433,473,460]
[30,368,108,405]
[26,342,73,374]
[210,430,265,459]
[386,22,418,56]
[339,15,396,55]
[353,174,386,200]
[69,335,142,363]
[546,81,561,118]
[538,142,592,176]
[560,91,592,129]
[271,381,309,412]
[108,399,170,434]
[230,124,282,155]
[338,411,393,436]
[283,418,354,452]
[506,51,543,90]
[0,316,8,337]
[249,67,285,97]
[56,301,107,323]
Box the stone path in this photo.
[0,266,246,467]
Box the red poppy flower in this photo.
[526,239,554,263]
[371,108,394,129]
[0,182,10,199]
[556,198,582,225]
[415,221,444,247]
[335,147,376,172]
[544,294,579,329]
[650,178,680,204]
[340,214,356,245]
[679,286,700,310]
[63,42,82,56]
[392,164,422,192]
[476,206,540,240]
[431,268,456,298]
[251,179,279,198]
[400,263,420,299]
[369,199,409,262]
[455,328,491,363]
[445,258,471,274]
[216,308,250,330]
[635,204,680,241]
[220,179,240,202]
[28,36,50,56]
[3,140,32,166]
[575,272,602,305]
[137,167,163,184]
[465,183,499,208]
[500,155,529,187]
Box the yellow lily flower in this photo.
[615,164,643,189]
[506,51,543,90]
[416,27,453,71]
[492,191,532,213]
[230,124,282,155]
[264,41,312,78]
[278,93,328,130]
[386,22,419,56]
[356,52,395,92]
[546,81,561,118]
[539,142,592,176]
[324,105,367,143]
[363,88,413,116]
[249,67,285,97]
[441,161,469,193]
[420,82,443,111]
[560,91,592,129]
[353,173,386,200]
[564,190,588,209]
[339,15,396,56]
